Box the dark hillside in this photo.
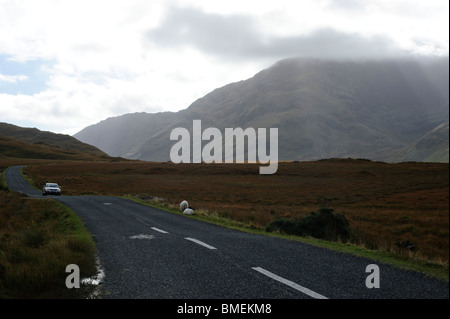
[0,122,114,160]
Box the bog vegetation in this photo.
[266,207,351,242]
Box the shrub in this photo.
[266,207,350,242]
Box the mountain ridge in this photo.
[74,57,449,163]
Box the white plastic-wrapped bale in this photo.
[180,200,189,211]
[183,207,194,215]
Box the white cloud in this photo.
[0,73,28,83]
[0,0,448,135]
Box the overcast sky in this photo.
[0,0,448,135]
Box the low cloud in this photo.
[147,5,410,61]
[265,28,408,60]
[325,0,369,11]
[147,6,261,58]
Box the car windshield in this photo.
[47,184,59,188]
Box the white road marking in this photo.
[151,227,169,234]
[134,217,169,234]
[129,234,155,240]
[252,267,328,299]
[185,237,217,250]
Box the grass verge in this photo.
[125,195,449,283]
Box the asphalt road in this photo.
[4,165,449,299]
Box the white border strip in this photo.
[185,237,217,250]
[252,267,328,299]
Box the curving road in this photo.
[4,165,449,299]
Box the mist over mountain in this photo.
[74,57,449,163]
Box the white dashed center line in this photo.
[151,227,169,234]
[252,267,328,299]
[185,237,217,250]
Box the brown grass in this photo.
[20,159,449,265]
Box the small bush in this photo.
[266,207,350,242]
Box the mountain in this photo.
[72,111,176,160]
[388,122,449,163]
[74,57,449,163]
[0,122,114,160]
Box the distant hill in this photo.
[74,57,449,163]
[0,122,114,160]
[72,111,177,160]
[388,122,449,163]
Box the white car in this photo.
[42,183,61,196]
